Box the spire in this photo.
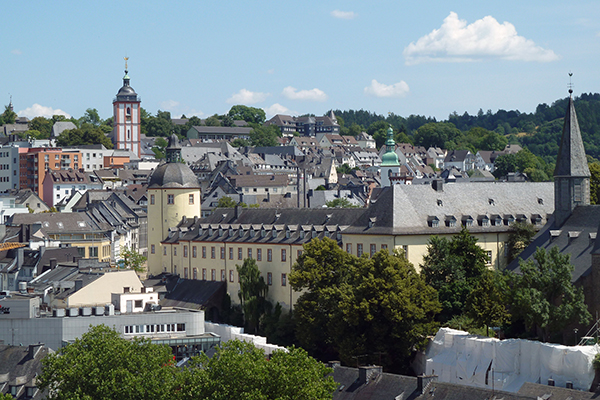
[123,57,130,86]
[166,133,182,163]
[553,76,590,227]
[380,126,399,167]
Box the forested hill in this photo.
[333,92,600,163]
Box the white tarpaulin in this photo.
[425,328,598,392]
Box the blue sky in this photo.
[2,1,599,123]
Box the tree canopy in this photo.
[291,237,440,372]
[119,246,146,273]
[228,105,266,125]
[56,124,113,149]
[237,258,270,333]
[250,124,281,147]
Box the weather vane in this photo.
[124,56,129,71]
[568,71,573,94]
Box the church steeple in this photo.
[166,133,182,163]
[554,81,590,227]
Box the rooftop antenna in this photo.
[568,71,574,96]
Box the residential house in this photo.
[41,169,102,207]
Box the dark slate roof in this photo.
[517,382,596,400]
[507,205,600,283]
[0,344,50,399]
[554,95,590,178]
[159,276,226,310]
[420,381,533,400]
[148,160,200,189]
[332,366,418,400]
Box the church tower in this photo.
[380,126,401,187]
[112,57,141,158]
[554,86,590,227]
[147,134,201,276]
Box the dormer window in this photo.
[218,227,223,236]
[488,198,495,205]
[239,227,244,237]
[229,227,233,236]
[208,227,213,236]
[445,216,456,228]
[272,229,277,239]
[261,228,266,238]
[437,199,443,206]
[299,230,305,239]
[250,228,255,238]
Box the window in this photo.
[370,244,376,257]
[189,194,194,205]
[174,266,177,275]
[202,268,207,280]
[183,246,188,257]
[248,248,252,259]
[357,244,363,257]
[267,272,272,285]
[229,247,234,260]
[257,248,262,261]
[281,249,286,262]
[486,250,493,265]
[192,246,197,258]
[164,247,167,256]
[238,248,243,260]
[211,269,216,281]
[151,244,155,254]
[297,249,302,258]
[402,245,408,259]
[167,194,174,204]
[193,268,197,279]
[221,269,226,281]
[184,268,188,279]
[90,246,98,258]
[150,194,155,205]
[211,247,215,259]
[267,249,272,262]
[229,270,234,282]
[220,247,225,259]
[173,247,177,256]
[281,273,287,286]
[202,246,206,258]
[381,244,388,251]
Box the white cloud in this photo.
[160,100,180,110]
[282,86,328,102]
[364,80,410,98]
[403,12,559,65]
[331,10,356,20]
[263,103,297,118]
[11,49,22,55]
[17,104,70,119]
[226,89,269,105]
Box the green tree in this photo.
[237,258,270,333]
[152,137,168,159]
[336,163,353,174]
[204,114,221,127]
[38,325,177,400]
[291,238,440,372]
[507,247,591,341]
[79,108,102,127]
[590,162,600,204]
[177,340,336,400]
[413,122,462,149]
[1,105,17,124]
[56,124,113,149]
[250,124,280,147]
[216,196,237,208]
[466,270,510,336]
[325,198,359,208]
[29,116,53,137]
[506,222,536,263]
[146,110,173,137]
[367,120,389,149]
[228,105,266,125]
[420,228,488,322]
[230,138,250,147]
[493,153,518,178]
[119,246,147,273]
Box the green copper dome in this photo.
[380,126,400,167]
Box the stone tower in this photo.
[112,58,141,158]
[554,89,590,227]
[147,134,201,276]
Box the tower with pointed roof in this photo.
[147,133,201,277]
[380,126,401,186]
[112,58,141,158]
[554,88,590,227]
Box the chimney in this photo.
[432,179,443,192]
[417,375,436,394]
[548,379,555,386]
[235,205,242,220]
[74,280,83,291]
[49,258,57,269]
[28,343,43,359]
[566,381,573,389]
[358,365,382,385]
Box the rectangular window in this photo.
[193,268,197,279]
[229,247,234,260]
[189,194,194,204]
[211,247,215,259]
[370,244,376,257]
[150,194,155,205]
[238,248,243,260]
[267,272,272,285]
[184,268,188,279]
[202,268,207,280]
[267,249,272,262]
[486,250,493,265]
[221,269,226,281]
[346,243,352,254]
[211,269,216,281]
[167,194,174,204]
[257,248,262,261]
[357,243,363,257]
[297,249,302,258]
[229,270,234,282]
[202,246,206,258]
[281,273,287,286]
[183,246,188,257]
[164,247,167,256]
[281,249,287,262]
[90,246,98,258]
[173,247,177,256]
[220,247,225,259]
[381,244,388,251]
[192,246,197,258]
[151,244,155,254]
[248,248,252,259]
